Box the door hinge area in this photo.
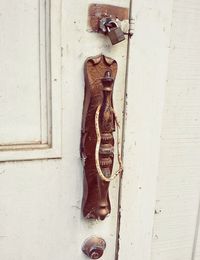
[125,18,134,38]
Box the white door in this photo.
[119,0,200,259]
[0,1,131,259]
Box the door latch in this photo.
[80,54,123,220]
[88,4,132,45]
[99,17,125,45]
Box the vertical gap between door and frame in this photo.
[114,0,133,259]
[191,197,200,260]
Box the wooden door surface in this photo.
[119,0,200,260]
[2,1,199,260]
[0,1,131,259]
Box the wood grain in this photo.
[152,0,200,259]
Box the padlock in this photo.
[106,21,125,45]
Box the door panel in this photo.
[152,0,200,258]
[119,0,200,259]
[0,0,62,161]
[0,0,41,145]
[119,0,174,259]
[0,0,130,259]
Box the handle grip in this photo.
[95,104,123,182]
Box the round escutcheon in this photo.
[82,236,106,259]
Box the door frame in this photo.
[118,0,174,259]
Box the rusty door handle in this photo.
[80,54,123,220]
[95,94,123,182]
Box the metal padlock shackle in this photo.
[105,20,119,32]
[99,17,127,45]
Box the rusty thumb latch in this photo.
[80,54,123,220]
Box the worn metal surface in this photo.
[88,4,129,32]
[82,236,106,259]
[81,54,117,220]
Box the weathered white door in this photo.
[119,0,200,259]
[0,1,130,259]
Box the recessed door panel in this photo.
[0,0,62,161]
[0,1,42,145]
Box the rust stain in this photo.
[88,4,129,32]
